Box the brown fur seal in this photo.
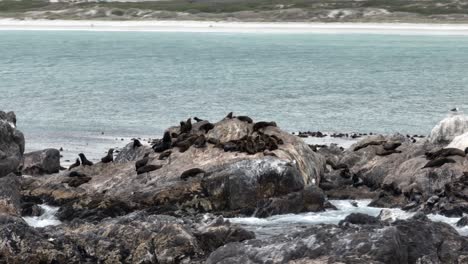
[207,137,220,145]
[383,142,401,151]
[353,140,386,151]
[194,117,204,122]
[199,122,215,133]
[253,121,277,131]
[425,147,467,160]
[68,158,80,170]
[79,153,93,166]
[376,149,402,156]
[68,171,87,178]
[158,150,172,160]
[422,158,456,169]
[226,112,234,119]
[180,118,192,134]
[236,116,253,123]
[133,139,142,148]
[137,164,162,175]
[101,148,114,163]
[135,153,150,171]
[153,131,172,153]
[180,168,205,180]
[193,135,207,148]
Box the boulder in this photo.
[429,114,468,144]
[22,148,61,175]
[0,111,25,177]
[28,115,326,218]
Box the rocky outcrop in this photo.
[0,210,255,264]
[26,115,326,219]
[0,174,21,219]
[22,148,61,175]
[0,111,25,177]
[206,213,468,264]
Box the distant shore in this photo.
[1,19,468,35]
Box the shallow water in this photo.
[229,200,468,239]
[1,31,468,160]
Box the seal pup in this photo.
[79,153,93,166]
[180,168,205,180]
[422,158,456,169]
[425,147,467,160]
[101,148,114,163]
[137,164,162,175]
[158,150,172,160]
[133,139,142,148]
[135,153,150,171]
[153,131,172,153]
[253,121,277,132]
[194,117,204,122]
[236,116,253,123]
[68,158,80,171]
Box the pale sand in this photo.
[1,19,468,35]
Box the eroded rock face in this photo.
[22,148,61,175]
[206,214,468,264]
[0,111,25,177]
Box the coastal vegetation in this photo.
[1,0,468,22]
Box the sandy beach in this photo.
[1,19,468,34]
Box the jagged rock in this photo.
[0,111,25,177]
[206,214,468,264]
[194,216,255,252]
[339,212,381,226]
[0,174,21,217]
[456,216,468,227]
[254,185,325,217]
[22,148,61,175]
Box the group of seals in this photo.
[216,132,283,155]
[422,147,468,169]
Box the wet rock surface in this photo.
[22,148,61,175]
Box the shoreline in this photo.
[1,19,468,34]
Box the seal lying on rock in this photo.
[135,153,149,171]
[79,153,93,166]
[68,158,80,170]
[137,164,162,175]
[383,142,401,151]
[422,158,456,169]
[236,116,253,123]
[101,148,114,163]
[180,168,205,180]
[199,122,215,133]
[253,121,277,132]
[425,147,468,160]
[353,140,386,151]
[158,150,171,160]
[194,117,203,122]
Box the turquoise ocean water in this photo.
[0,31,467,160]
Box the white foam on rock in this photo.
[429,113,468,144]
[23,204,61,228]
